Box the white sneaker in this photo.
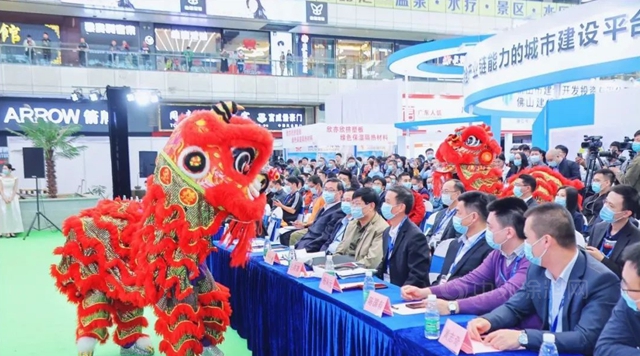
[202,346,225,356]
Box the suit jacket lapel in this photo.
[562,251,587,328]
[389,219,410,260]
[452,233,485,275]
[610,223,634,262]
[590,225,606,250]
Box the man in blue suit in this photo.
[595,242,640,355]
[295,178,346,252]
[467,203,620,355]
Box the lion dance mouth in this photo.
[50,101,273,356]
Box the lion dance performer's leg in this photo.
[196,264,231,356]
[76,290,113,356]
[112,301,154,356]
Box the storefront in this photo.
[153,25,221,71]
[0,20,62,64]
[79,19,141,67]
[220,29,271,75]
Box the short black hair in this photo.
[457,191,493,221]
[594,168,615,184]
[327,172,337,179]
[398,172,411,180]
[338,170,352,180]
[273,179,283,186]
[622,242,640,276]
[372,177,386,187]
[286,176,300,186]
[555,144,569,156]
[387,186,414,214]
[362,177,373,185]
[286,159,294,164]
[634,130,640,138]
[426,148,434,153]
[449,179,466,194]
[517,174,537,191]
[524,203,576,248]
[531,146,544,153]
[609,141,621,150]
[324,178,345,192]
[335,153,342,157]
[496,153,505,162]
[558,186,580,214]
[487,197,527,240]
[302,156,308,161]
[352,187,379,210]
[610,184,640,218]
[308,175,322,187]
[518,144,530,151]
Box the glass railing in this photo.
[0,44,403,80]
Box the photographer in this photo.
[611,130,640,191]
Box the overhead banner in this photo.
[282,123,397,148]
[159,104,306,131]
[207,0,305,22]
[60,0,203,14]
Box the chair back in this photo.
[267,207,283,244]
[429,238,454,285]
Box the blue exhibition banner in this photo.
[159,103,306,131]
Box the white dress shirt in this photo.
[545,250,579,332]
[452,229,486,267]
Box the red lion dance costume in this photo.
[51,102,274,356]
[432,124,583,201]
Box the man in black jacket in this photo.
[587,184,640,278]
[295,179,346,252]
[548,146,581,181]
[376,186,431,288]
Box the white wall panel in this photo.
[0,64,463,104]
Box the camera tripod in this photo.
[583,151,608,194]
[24,177,60,240]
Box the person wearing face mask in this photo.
[397,173,426,226]
[325,159,340,175]
[371,177,387,212]
[586,185,640,277]
[512,174,538,209]
[611,129,640,192]
[433,191,494,285]
[466,204,619,355]
[345,157,360,177]
[555,186,585,235]
[268,179,287,208]
[506,153,528,179]
[322,188,356,253]
[583,169,615,234]
[285,159,301,177]
[547,146,581,180]
[375,186,431,288]
[273,176,303,225]
[401,198,539,328]
[334,188,388,268]
[367,162,384,179]
[528,147,546,167]
[294,179,347,252]
[425,179,465,246]
[425,148,435,162]
[0,164,23,238]
[334,153,344,170]
[595,242,640,355]
[426,177,442,212]
[411,176,429,200]
[287,176,326,245]
[338,170,359,191]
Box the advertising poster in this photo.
[0,21,61,64]
[270,32,293,76]
[154,26,221,53]
[207,0,305,22]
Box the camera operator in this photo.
[611,130,640,192]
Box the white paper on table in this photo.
[391,302,426,315]
[335,268,369,278]
[461,340,499,354]
[278,227,298,234]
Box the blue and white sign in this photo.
[463,0,640,117]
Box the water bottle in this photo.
[538,333,559,356]
[325,255,335,276]
[289,245,297,262]
[362,270,375,304]
[263,238,271,257]
[424,294,440,340]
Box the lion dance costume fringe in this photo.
[51,102,274,356]
[431,123,584,202]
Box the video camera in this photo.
[620,136,635,153]
[580,135,603,155]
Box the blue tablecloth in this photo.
[209,241,570,356]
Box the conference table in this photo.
[208,241,568,356]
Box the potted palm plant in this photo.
[9,119,86,198]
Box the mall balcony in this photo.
[0,44,462,104]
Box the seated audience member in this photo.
[268,179,287,207]
[398,173,426,225]
[274,176,303,224]
[293,179,346,251]
[425,179,465,246]
[518,144,531,157]
[547,147,581,180]
[362,177,373,188]
[529,147,546,167]
[411,175,430,200]
[317,170,327,184]
[466,204,620,355]
[371,177,387,214]
[555,186,585,232]
[492,154,509,183]
[345,156,360,178]
[322,188,356,253]
[513,174,538,209]
[506,152,528,179]
[375,186,431,288]
[587,185,640,278]
[434,191,494,285]
[595,242,640,355]
[325,159,340,175]
[335,188,387,268]
[584,169,615,235]
[400,198,540,329]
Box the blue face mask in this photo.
[530,155,540,164]
[548,160,558,168]
[347,162,355,168]
[328,164,335,169]
[524,238,547,266]
[303,184,309,190]
[402,182,412,189]
[513,159,522,167]
[513,186,524,198]
[427,183,434,191]
[372,185,382,194]
[441,193,454,206]
[633,142,640,153]
[591,181,602,194]
[622,290,639,312]
[397,162,403,168]
[283,186,292,194]
[351,206,365,219]
[270,187,277,193]
[554,196,566,207]
[452,215,470,235]
[372,167,380,173]
[485,228,506,251]
[426,154,434,160]
[341,202,351,215]
[381,202,397,220]
[412,184,420,191]
[509,153,515,162]
[322,191,336,204]
[599,205,620,224]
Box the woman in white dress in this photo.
[0,164,23,238]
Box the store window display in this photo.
[154,26,221,72]
[221,29,270,75]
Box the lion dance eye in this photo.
[465,135,481,147]
[232,148,256,175]
[177,146,211,180]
